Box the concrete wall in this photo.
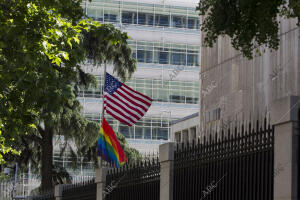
[199,17,300,134]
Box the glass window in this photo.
[87,8,97,19]
[87,7,103,22]
[152,128,168,140]
[129,40,199,67]
[119,125,134,139]
[147,14,154,26]
[158,128,168,140]
[152,128,158,140]
[171,53,180,65]
[187,54,199,66]
[122,11,137,24]
[172,15,186,28]
[186,97,195,104]
[170,95,184,103]
[145,51,153,63]
[144,128,151,139]
[188,18,196,29]
[104,9,119,23]
[135,127,143,139]
[138,13,146,25]
[80,76,199,104]
[196,19,200,29]
[159,51,169,64]
[171,53,186,65]
[137,50,145,62]
[104,14,117,22]
[155,14,169,27]
[151,118,161,127]
[145,88,152,98]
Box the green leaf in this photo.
[53,57,62,66]
[73,35,79,44]
[28,124,37,129]
[67,38,72,48]
[62,52,69,60]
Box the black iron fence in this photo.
[174,119,274,200]
[105,158,160,200]
[61,179,96,200]
[29,118,276,200]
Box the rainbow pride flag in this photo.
[97,118,127,166]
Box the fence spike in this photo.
[264,116,267,131]
[249,119,252,135]
[221,130,224,140]
[192,138,195,148]
[215,131,218,143]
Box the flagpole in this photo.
[99,61,107,168]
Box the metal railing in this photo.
[61,179,96,200]
[105,158,160,200]
[174,119,274,200]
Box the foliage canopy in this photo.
[0,0,136,191]
[197,0,300,58]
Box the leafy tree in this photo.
[56,131,142,170]
[0,0,136,191]
[197,0,300,58]
[0,121,20,164]
[115,132,143,164]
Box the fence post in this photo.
[95,167,107,200]
[159,142,174,200]
[271,95,299,200]
[54,184,63,200]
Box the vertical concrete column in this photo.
[95,167,107,200]
[196,125,200,138]
[271,96,299,200]
[188,128,192,143]
[159,142,174,200]
[180,130,183,143]
[54,185,63,200]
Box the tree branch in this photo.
[37,125,45,139]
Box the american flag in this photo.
[104,73,153,126]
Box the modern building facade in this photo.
[198,15,300,136]
[79,0,201,153]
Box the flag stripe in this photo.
[122,84,152,104]
[97,118,127,166]
[106,108,133,126]
[105,123,126,163]
[101,128,119,161]
[115,90,148,112]
[112,92,146,115]
[121,85,152,106]
[105,94,142,119]
[106,106,134,125]
[106,102,137,124]
[119,86,150,109]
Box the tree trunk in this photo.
[40,123,53,192]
